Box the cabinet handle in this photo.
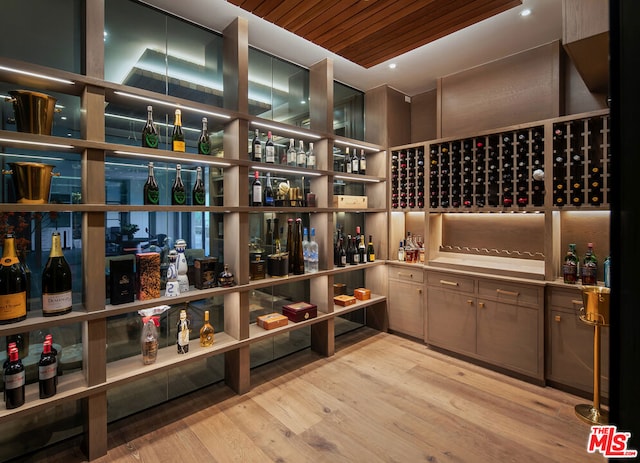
[467,299,473,305]
[571,299,582,306]
[439,280,459,287]
[479,302,485,308]
[496,288,519,297]
[417,288,422,294]
[398,272,414,279]
[554,315,562,322]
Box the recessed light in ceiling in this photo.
[389,63,397,69]
[520,8,531,17]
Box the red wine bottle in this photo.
[39,340,57,399]
[4,347,25,409]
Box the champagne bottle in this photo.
[171,164,186,205]
[143,161,159,205]
[287,138,296,167]
[192,166,206,206]
[197,117,211,155]
[296,140,306,168]
[4,347,25,409]
[141,105,159,149]
[581,243,598,285]
[367,235,376,262]
[199,310,215,347]
[306,142,316,170]
[263,172,274,207]
[0,234,27,324]
[265,131,275,164]
[39,340,57,399]
[251,171,262,206]
[562,243,578,284]
[172,109,185,152]
[252,128,263,162]
[41,232,73,316]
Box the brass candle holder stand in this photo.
[575,285,610,425]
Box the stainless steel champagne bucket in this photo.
[9,90,57,135]
[4,162,58,204]
[580,285,610,326]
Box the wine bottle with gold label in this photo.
[172,109,185,152]
[42,232,73,316]
[0,234,27,324]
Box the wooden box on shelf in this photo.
[334,295,357,307]
[136,252,161,301]
[257,313,289,330]
[354,288,371,301]
[282,302,317,322]
[333,195,368,209]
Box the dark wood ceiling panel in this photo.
[229,0,522,68]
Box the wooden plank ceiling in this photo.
[229,0,522,68]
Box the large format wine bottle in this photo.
[171,164,187,205]
[197,117,211,155]
[4,347,25,409]
[172,109,185,152]
[192,166,206,206]
[143,162,159,205]
[42,232,73,316]
[0,234,27,325]
[142,105,159,149]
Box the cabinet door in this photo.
[426,288,476,354]
[548,309,609,396]
[477,300,540,377]
[388,280,424,339]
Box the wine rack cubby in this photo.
[391,146,424,209]
[552,114,610,207]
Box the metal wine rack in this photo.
[427,125,545,211]
[552,114,610,207]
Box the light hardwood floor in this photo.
[20,328,605,462]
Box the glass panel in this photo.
[334,81,365,141]
[250,328,311,369]
[336,308,365,337]
[1,0,82,73]
[105,0,224,108]
[248,48,310,125]
[0,399,83,461]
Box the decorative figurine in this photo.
[176,308,190,354]
[174,239,190,293]
[165,249,180,297]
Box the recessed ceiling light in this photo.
[389,63,397,69]
[520,8,531,17]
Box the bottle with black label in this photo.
[171,164,187,205]
[39,340,57,399]
[42,232,73,316]
[197,117,211,155]
[192,166,206,206]
[4,347,25,409]
[141,105,159,149]
[143,162,159,206]
[0,234,27,325]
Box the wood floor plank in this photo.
[16,329,605,463]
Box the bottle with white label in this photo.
[39,340,57,399]
[41,232,73,316]
[306,142,316,170]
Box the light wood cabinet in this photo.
[387,265,424,339]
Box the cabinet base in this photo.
[575,403,608,425]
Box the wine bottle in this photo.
[141,105,159,149]
[345,147,352,173]
[199,310,215,347]
[263,172,274,207]
[562,243,579,284]
[306,142,316,169]
[273,218,281,253]
[41,232,73,316]
[0,234,27,325]
[39,340,57,399]
[338,238,347,267]
[192,166,206,206]
[44,333,59,385]
[4,347,25,409]
[351,148,360,174]
[265,131,275,164]
[251,171,262,206]
[252,129,263,162]
[265,218,273,249]
[172,109,185,152]
[358,233,367,263]
[367,235,375,262]
[143,161,159,206]
[359,149,366,175]
[296,140,306,168]
[308,228,319,273]
[581,243,598,285]
[197,117,211,155]
[171,164,187,205]
[287,138,296,167]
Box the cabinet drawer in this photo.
[427,271,474,294]
[549,287,584,311]
[388,267,424,283]
[478,279,542,308]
